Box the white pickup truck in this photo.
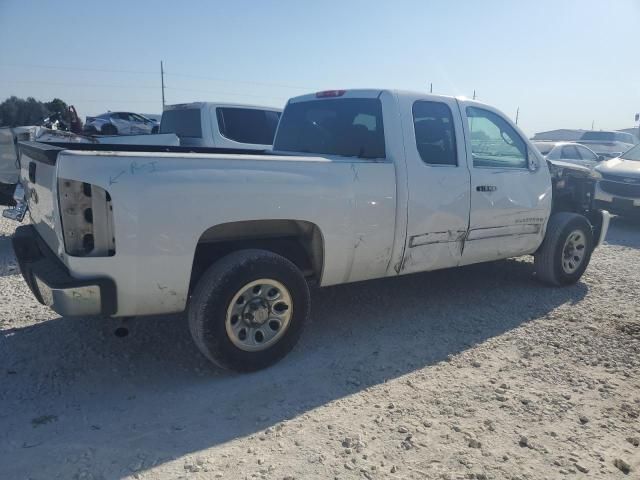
[5,89,610,372]
[159,102,282,150]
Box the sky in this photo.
[0,0,639,136]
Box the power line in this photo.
[165,71,313,90]
[0,62,156,75]
[164,86,287,101]
[0,62,316,91]
[0,80,158,89]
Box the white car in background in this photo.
[534,141,603,169]
[84,112,159,136]
[578,130,638,159]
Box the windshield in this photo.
[581,131,636,144]
[160,108,202,138]
[581,131,617,142]
[621,144,640,161]
[274,98,386,158]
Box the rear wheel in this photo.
[534,213,593,286]
[188,249,310,372]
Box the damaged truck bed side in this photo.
[5,89,610,372]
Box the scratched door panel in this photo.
[396,93,471,275]
[459,103,551,265]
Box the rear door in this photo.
[460,102,551,265]
[397,94,471,273]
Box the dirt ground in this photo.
[1,209,639,480]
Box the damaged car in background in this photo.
[83,112,159,136]
[4,89,610,372]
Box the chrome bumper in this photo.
[595,210,610,248]
[12,225,117,317]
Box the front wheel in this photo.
[534,213,594,286]
[188,249,310,372]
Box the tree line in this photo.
[0,96,70,127]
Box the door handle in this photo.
[476,185,497,192]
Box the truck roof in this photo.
[163,102,282,112]
[288,89,462,103]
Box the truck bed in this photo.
[19,141,271,165]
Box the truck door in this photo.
[459,102,551,265]
[398,94,471,274]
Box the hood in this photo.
[547,159,597,179]
[595,157,640,179]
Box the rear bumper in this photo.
[12,225,117,316]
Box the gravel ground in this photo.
[1,209,639,480]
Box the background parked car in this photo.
[534,141,603,169]
[84,112,159,136]
[594,144,640,218]
[577,130,638,159]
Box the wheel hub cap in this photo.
[562,229,587,274]
[226,279,293,352]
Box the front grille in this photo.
[600,180,640,198]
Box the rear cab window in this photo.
[466,107,527,169]
[412,101,457,166]
[160,108,202,138]
[216,108,281,145]
[274,98,385,159]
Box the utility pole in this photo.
[591,120,594,130]
[160,60,166,109]
[430,83,433,93]
[472,90,476,100]
[515,107,520,125]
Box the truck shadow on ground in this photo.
[1,258,588,478]
[605,216,640,248]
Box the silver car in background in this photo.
[84,112,159,136]
[534,141,602,169]
[578,130,638,159]
[594,144,640,217]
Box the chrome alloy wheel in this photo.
[562,230,587,274]
[225,279,293,352]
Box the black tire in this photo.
[188,249,310,372]
[101,124,117,135]
[534,213,593,286]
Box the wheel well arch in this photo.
[189,219,324,292]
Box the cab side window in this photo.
[466,107,527,168]
[412,101,457,166]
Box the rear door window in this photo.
[576,145,598,161]
[412,101,457,166]
[561,145,581,160]
[274,98,385,158]
[216,108,281,145]
[160,109,202,138]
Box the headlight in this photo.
[58,179,115,257]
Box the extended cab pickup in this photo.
[5,89,610,371]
